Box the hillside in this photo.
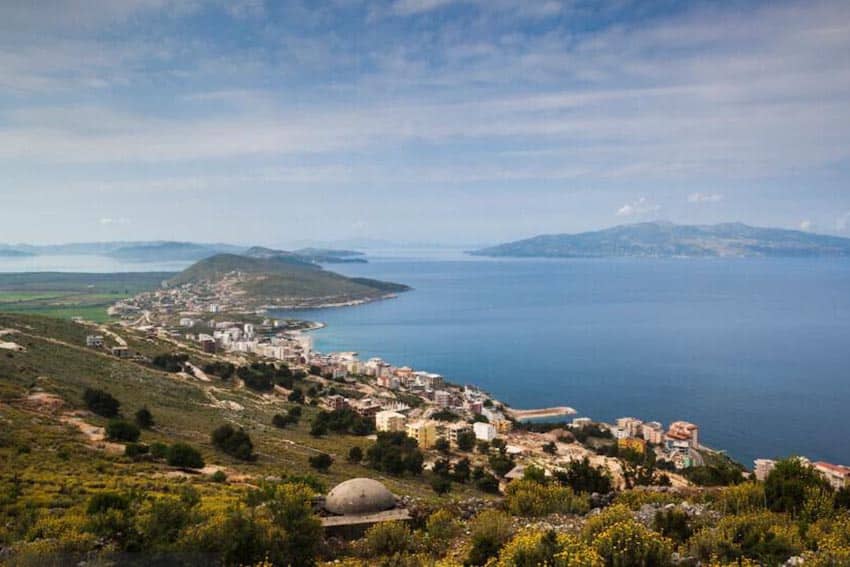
[168,253,408,307]
[471,222,850,258]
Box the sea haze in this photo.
[283,255,850,467]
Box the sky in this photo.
[2,0,850,246]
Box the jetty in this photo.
[507,406,576,421]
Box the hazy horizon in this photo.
[3,0,850,244]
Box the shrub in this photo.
[211,470,227,483]
[431,476,452,495]
[581,504,634,541]
[489,452,515,477]
[453,431,474,452]
[211,424,255,461]
[83,388,120,417]
[592,519,673,567]
[364,521,413,557]
[504,479,590,517]
[167,442,205,469]
[348,446,363,463]
[496,530,603,567]
[765,457,830,515]
[272,413,289,428]
[151,352,188,372]
[87,492,129,515]
[136,496,194,548]
[717,481,766,514]
[308,453,333,472]
[689,511,803,565]
[426,509,460,550]
[466,509,514,566]
[311,408,374,436]
[134,407,154,429]
[366,432,424,476]
[288,388,304,404]
[554,457,612,494]
[150,442,169,459]
[124,442,149,459]
[653,508,692,544]
[105,419,140,442]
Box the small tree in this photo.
[106,419,141,442]
[308,453,333,472]
[272,413,288,428]
[435,438,451,454]
[135,407,154,429]
[348,446,363,463]
[542,441,557,455]
[211,424,255,461]
[431,476,452,495]
[288,388,304,404]
[457,430,476,452]
[84,388,120,417]
[467,510,514,565]
[167,443,205,469]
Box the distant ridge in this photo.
[471,222,850,258]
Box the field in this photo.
[0,272,171,322]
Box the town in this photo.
[96,299,850,493]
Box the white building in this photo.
[753,459,776,482]
[571,417,592,428]
[473,422,497,442]
[375,410,406,432]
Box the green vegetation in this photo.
[3,313,850,566]
[0,271,168,321]
[211,424,256,461]
[366,432,424,476]
[170,253,410,304]
[83,387,120,417]
[167,443,205,469]
[105,419,141,442]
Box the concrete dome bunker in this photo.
[324,478,396,516]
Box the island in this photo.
[471,221,850,258]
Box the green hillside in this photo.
[169,253,409,303]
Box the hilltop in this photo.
[164,253,409,310]
[471,222,850,258]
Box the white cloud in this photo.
[615,197,660,218]
[391,0,454,16]
[99,217,130,225]
[688,192,725,203]
[800,219,813,231]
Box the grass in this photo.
[0,272,168,322]
[0,313,484,503]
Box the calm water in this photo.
[283,256,850,467]
[0,255,191,273]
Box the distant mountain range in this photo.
[471,222,850,258]
[0,241,369,264]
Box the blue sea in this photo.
[283,253,850,467]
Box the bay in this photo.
[283,254,850,467]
